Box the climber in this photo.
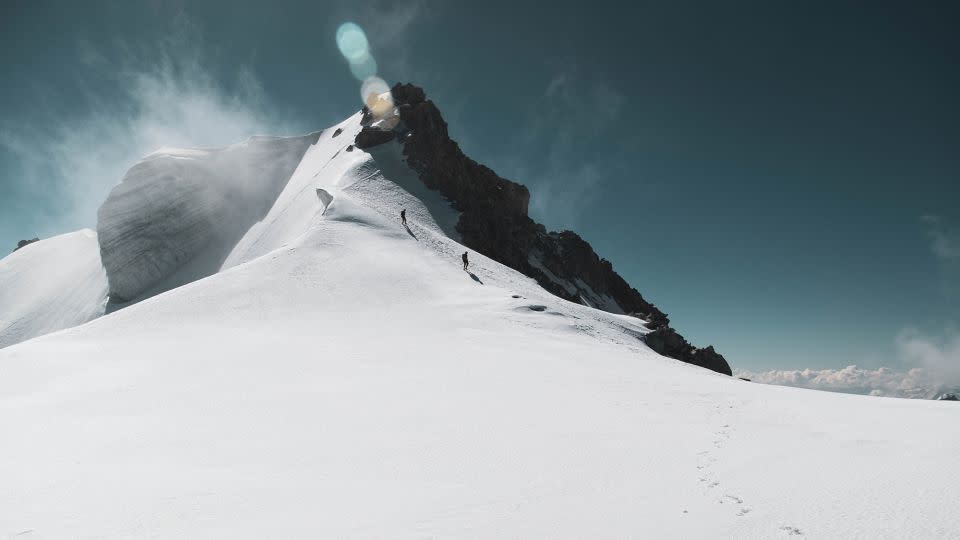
[462,251,469,271]
[400,208,407,226]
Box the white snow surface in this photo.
[0,230,108,349]
[1,113,959,538]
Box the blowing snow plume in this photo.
[0,18,299,248]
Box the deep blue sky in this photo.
[2,0,958,379]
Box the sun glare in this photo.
[336,22,396,122]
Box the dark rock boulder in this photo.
[388,82,732,375]
[13,238,39,253]
[332,127,343,138]
[355,126,396,149]
[642,328,732,376]
[937,393,959,401]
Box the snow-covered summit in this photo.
[1,96,958,538]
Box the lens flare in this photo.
[336,22,396,120]
[361,76,394,116]
[348,52,378,81]
[360,76,390,102]
[335,23,370,64]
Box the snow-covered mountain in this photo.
[0,229,108,347]
[1,87,958,538]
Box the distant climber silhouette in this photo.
[462,251,469,271]
[400,208,407,226]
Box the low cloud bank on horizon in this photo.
[737,327,960,399]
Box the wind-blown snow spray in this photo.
[336,22,397,125]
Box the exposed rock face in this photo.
[355,126,396,149]
[937,393,959,401]
[383,82,732,375]
[13,238,39,253]
[529,230,670,327]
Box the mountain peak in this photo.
[375,82,731,375]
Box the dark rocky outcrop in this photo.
[642,328,732,376]
[529,230,670,328]
[13,238,39,253]
[360,105,374,126]
[375,82,732,375]
[355,126,396,149]
[937,393,959,401]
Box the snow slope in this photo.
[0,230,108,349]
[1,113,958,538]
[0,135,318,349]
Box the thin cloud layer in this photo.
[0,19,298,240]
[738,327,960,399]
[897,327,960,390]
[510,67,628,230]
[922,215,960,261]
[738,365,937,399]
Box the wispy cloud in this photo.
[0,16,298,239]
[737,327,960,399]
[921,214,960,261]
[507,66,628,231]
[359,0,425,48]
[919,214,960,301]
[896,326,960,389]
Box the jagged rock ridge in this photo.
[373,83,731,376]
